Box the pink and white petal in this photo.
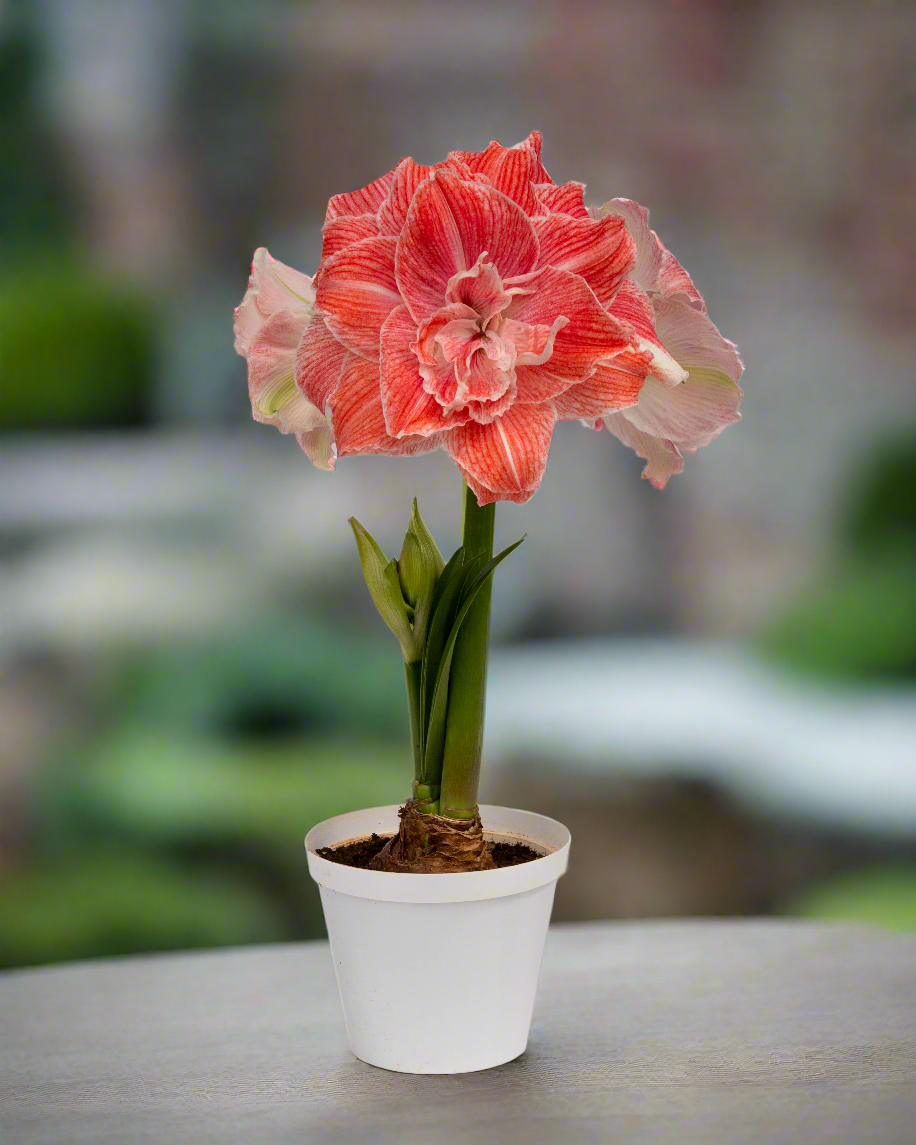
[602,410,684,489]
[532,212,635,307]
[296,423,336,471]
[321,214,380,260]
[506,266,633,383]
[325,167,397,221]
[395,169,539,322]
[551,349,651,419]
[331,353,441,458]
[314,236,401,360]
[445,254,514,322]
[380,305,466,437]
[449,131,551,216]
[652,295,744,381]
[609,281,688,387]
[295,313,349,412]
[502,314,568,366]
[622,370,742,445]
[434,318,483,363]
[600,199,664,294]
[532,182,589,219]
[246,310,319,431]
[234,248,314,356]
[444,401,556,504]
[658,248,705,308]
[413,302,477,364]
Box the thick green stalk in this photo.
[438,482,495,819]
[404,659,423,785]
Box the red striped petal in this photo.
[395,169,539,322]
[321,214,380,260]
[448,131,551,216]
[551,349,651,420]
[506,266,633,386]
[331,352,441,458]
[532,182,589,219]
[444,401,556,505]
[380,305,468,437]
[376,158,433,236]
[532,212,634,307]
[295,314,348,412]
[314,236,401,360]
[325,167,397,221]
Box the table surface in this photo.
[2,920,915,1145]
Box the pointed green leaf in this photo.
[349,517,414,659]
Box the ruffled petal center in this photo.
[410,255,559,424]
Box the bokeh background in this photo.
[2,0,916,968]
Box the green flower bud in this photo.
[349,517,415,660]
[399,499,444,648]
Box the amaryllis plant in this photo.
[235,132,743,872]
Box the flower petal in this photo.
[501,314,568,366]
[623,371,742,446]
[444,401,556,504]
[234,248,314,357]
[658,248,704,308]
[296,424,336,471]
[326,167,397,221]
[247,310,323,435]
[330,352,442,458]
[506,266,633,398]
[532,181,589,219]
[532,212,634,307]
[395,168,539,322]
[652,295,743,381]
[314,236,401,360]
[609,281,688,387]
[445,253,514,323]
[380,305,469,437]
[295,313,349,412]
[449,131,551,216]
[376,157,433,236]
[602,410,684,489]
[602,198,705,308]
[599,199,664,294]
[321,214,380,260]
[552,348,651,420]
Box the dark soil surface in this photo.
[316,834,541,870]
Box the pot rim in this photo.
[305,803,570,903]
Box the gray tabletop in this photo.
[2,920,915,1145]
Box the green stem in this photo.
[438,482,495,819]
[404,659,423,786]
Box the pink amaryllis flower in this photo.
[235,132,742,502]
[234,248,333,469]
[595,199,744,488]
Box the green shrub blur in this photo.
[0,262,158,430]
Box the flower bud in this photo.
[349,517,415,660]
[398,500,444,644]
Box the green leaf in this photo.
[420,545,470,761]
[349,517,414,659]
[422,537,525,783]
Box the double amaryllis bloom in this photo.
[235,132,743,502]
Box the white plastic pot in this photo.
[305,803,570,1074]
